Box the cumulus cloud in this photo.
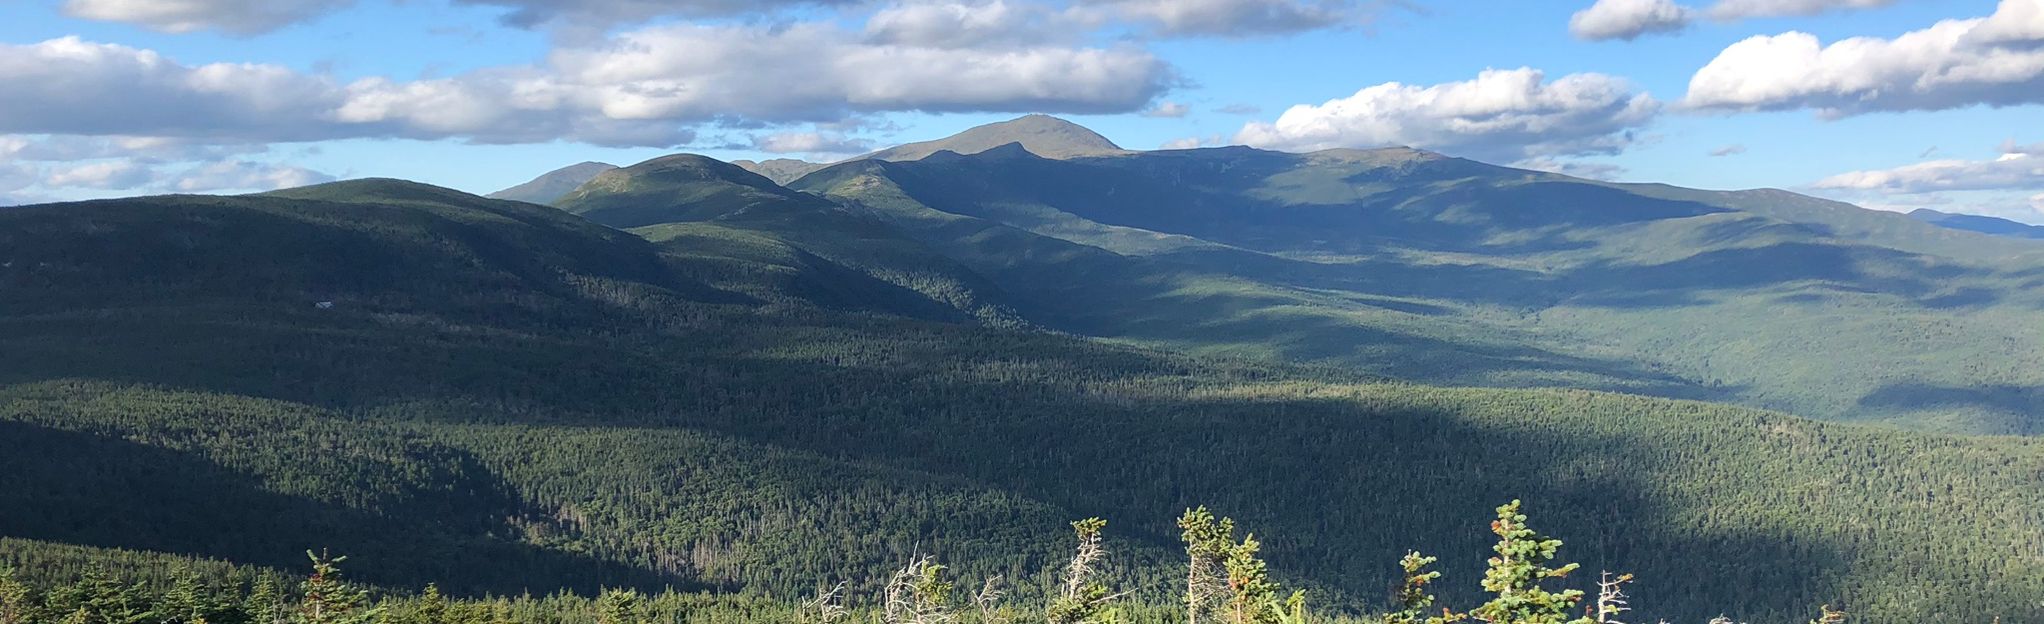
[865,0,1088,48]
[0,135,266,163]
[1160,135,1226,149]
[1684,0,2044,116]
[0,26,1170,149]
[751,132,874,155]
[1570,0,1904,41]
[1571,0,1694,41]
[1813,151,2044,194]
[1080,0,1392,37]
[1142,101,1191,117]
[43,161,158,189]
[1707,0,1897,19]
[0,163,38,193]
[552,23,1171,123]
[1234,67,1660,163]
[1710,144,1747,156]
[169,161,335,192]
[62,0,353,35]
[453,0,858,28]
[1518,158,1628,180]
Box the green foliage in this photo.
[0,183,2037,624]
[1046,519,1118,624]
[1808,604,1846,624]
[1470,502,1588,624]
[1383,553,1463,624]
[298,552,374,624]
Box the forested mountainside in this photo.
[1,178,2039,623]
[759,117,2044,435]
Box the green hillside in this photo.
[1,182,2039,623]
[789,131,2044,435]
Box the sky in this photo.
[0,0,2040,221]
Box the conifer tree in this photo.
[1469,501,1590,624]
[1047,518,1122,624]
[158,568,228,624]
[1178,508,1236,624]
[242,577,286,624]
[0,566,37,624]
[1807,605,1845,624]
[1383,552,1464,624]
[296,552,373,624]
[595,590,641,624]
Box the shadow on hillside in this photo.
[1856,382,2039,436]
[645,353,1861,622]
[1559,242,1994,309]
[0,420,686,596]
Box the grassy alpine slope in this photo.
[0,181,2039,623]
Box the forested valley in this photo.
[3,120,2042,624]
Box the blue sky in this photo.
[1,0,2039,221]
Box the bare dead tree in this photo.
[884,555,955,624]
[1049,518,1128,624]
[971,575,1005,624]
[800,582,848,624]
[1593,572,1633,624]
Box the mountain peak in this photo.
[487,161,618,205]
[854,114,1127,162]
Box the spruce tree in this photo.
[242,577,286,624]
[1047,518,1121,624]
[1383,552,1464,624]
[0,566,38,624]
[1178,508,1236,624]
[1469,501,1590,624]
[595,590,641,624]
[296,551,373,624]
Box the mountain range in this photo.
[1,116,2040,623]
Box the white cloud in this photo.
[1160,135,1226,149]
[1709,144,1747,156]
[0,135,266,163]
[752,132,874,155]
[1814,153,2044,194]
[1234,68,1659,163]
[61,0,353,35]
[552,22,1172,123]
[0,163,38,193]
[1571,0,1694,41]
[1080,0,1386,37]
[0,27,1171,149]
[43,161,158,189]
[453,0,859,28]
[1684,0,2044,116]
[1518,157,1628,180]
[1707,0,1896,19]
[1142,101,1191,118]
[170,161,335,192]
[865,0,1087,48]
[1569,0,1900,41]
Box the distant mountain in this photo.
[1911,208,2044,239]
[732,158,829,185]
[853,114,1129,162]
[4,180,2040,624]
[797,132,2044,435]
[557,153,1029,325]
[486,161,616,204]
